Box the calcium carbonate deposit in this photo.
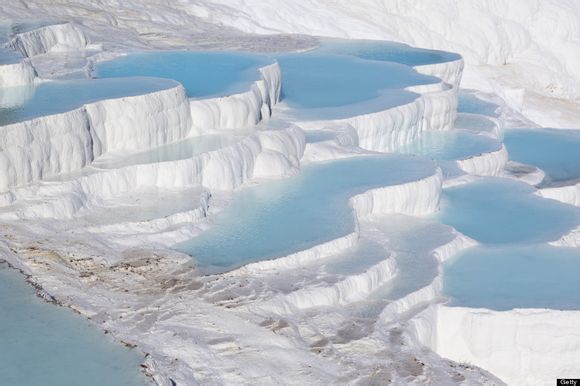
[0,2,579,385]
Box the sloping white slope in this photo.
[189,0,580,101]
[7,23,89,57]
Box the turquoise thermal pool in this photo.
[438,178,579,245]
[504,128,580,186]
[398,131,501,161]
[316,38,461,67]
[0,77,179,126]
[95,51,272,99]
[94,134,241,169]
[275,52,438,119]
[0,264,147,386]
[177,155,437,271]
[444,245,580,311]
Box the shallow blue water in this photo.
[441,174,580,311]
[454,113,502,139]
[95,134,241,169]
[0,264,147,386]
[96,51,271,99]
[177,155,436,270]
[442,101,580,311]
[504,128,580,186]
[317,38,461,66]
[0,47,23,65]
[398,131,500,161]
[0,77,178,126]
[438,178,579,244]
[276,53,437,119]
[444,245,580,311]
[457,91,499,117]
[324,239,388,276]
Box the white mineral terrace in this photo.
[0,5,579,386]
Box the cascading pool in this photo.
[316,38,461,67]
[177,155,437,271]
[457,90,499,117]
[95,51,272,99]
[504,128,580,186]
[275,52,437,119]
[440,176,580,311]
[437,178,579,245]
[2,24,579,383]
[93,134,241,169]
[454,113,502,138]
[397,131,501,161]
[444,244,580,310]
[437,92,580,316]
[0,77,179,125]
